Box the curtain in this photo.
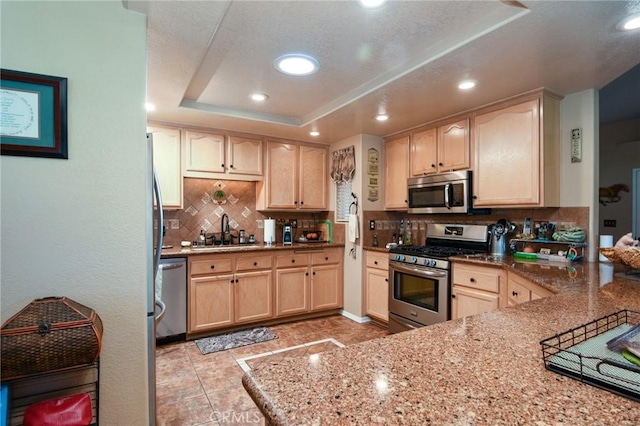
[330,145,356,183]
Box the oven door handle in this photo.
[444,183,451,210]
[391,263,447,278]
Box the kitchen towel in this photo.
[348,214,359,243]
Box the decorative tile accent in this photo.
[201,219,212,231]
[230,219,239,229]
[228,194,238,205]
[242,207,252,218]
[214,206,225,217]
[185,206,198,216]
[201,192,211,205]
[257,219,264,229]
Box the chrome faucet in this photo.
[221,213,230,243]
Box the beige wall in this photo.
[560,89,599,260]
[0,2,148,424]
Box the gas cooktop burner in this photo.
[390,245,485,258]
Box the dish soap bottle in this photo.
[372,233,379,247]
[405,219,412,245]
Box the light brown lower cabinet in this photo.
[451,262,506,320]
[506,271,554,306]
[364,251,389,323]
[451,262,555,319]
[188,248,343,335]
[275,248,343,317]
[188,253,273,334]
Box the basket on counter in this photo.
[599,247,640,269]
[1,297,103,381]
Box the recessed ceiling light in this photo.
[274,54,319,76]
[309,131,320,137]
[458,80,476,90]
[360,0,386,8]
[617,13,640,31]
[250,93,269,101]
[376,114,389,121]
[145,102,156,111]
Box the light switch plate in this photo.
[369,220,375,230]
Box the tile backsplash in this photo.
[162,178,336,247]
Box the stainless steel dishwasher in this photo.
[156,257,187,344]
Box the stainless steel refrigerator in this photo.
[147,133,163,426]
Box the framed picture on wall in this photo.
[1,69,68,159]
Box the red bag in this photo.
[23,393,92,426]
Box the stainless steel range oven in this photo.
[388,223,489,333]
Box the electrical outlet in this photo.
[369,220,375,230]
[603,219,617,227]
[292,220,298,228]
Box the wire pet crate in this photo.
[540,310,640,401]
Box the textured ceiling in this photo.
[127,0,640,143]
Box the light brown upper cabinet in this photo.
[182,130,263,180]
[472,90,562,207]
[384,135,410,210]
[147,124,183,209]
[410,118,470,177]
[257,140,328,211]
[438,118,470,172]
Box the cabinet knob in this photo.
[210,265,215,269]
[305,272,309,276]
[300,201,304,205]
[325,256,329,261]
[291,259,295,263]
[439,162,443,166]
[230,164,234,168]
[385,278,388,282]
[230,279,234,283]
[221,163,225,167]
[512,291,519,296]
[253,262,258,266]
[473,195,478,200]
[374,261,378,265]
[294,201,298,205]
[470,277,476,283]
[451,294,457,299]
[313,271,316,275]
[236,279,239,283]
[431,164,436,168]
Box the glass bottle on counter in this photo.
[405,219,412,245]
[373,233,378,247]
[198,230,206,247]
[398,220,404,245]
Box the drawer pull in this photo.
[451,294,457,299]
[374,261,378,265]
[385,278,388,282]
[291,259,295,263]
[305,272,309,276]
[469,277,475,283]
[313,271,316,275]
[210,265,215,269]
[253,262,258,266]
[512,291,519,296]
[325,256,329,261]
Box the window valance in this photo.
[330,145,355,183]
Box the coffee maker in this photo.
[283,225,293,245]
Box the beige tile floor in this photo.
[155,315,390,425]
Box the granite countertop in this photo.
[161,242,344,258]
[243,257,640,424]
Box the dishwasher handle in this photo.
[159,262,184,271]
[155,298,166,324]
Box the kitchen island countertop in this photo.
[161,242,344,258]
[243,257,640,424]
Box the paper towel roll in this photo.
[599,235,614,262]
[264,218,276,245]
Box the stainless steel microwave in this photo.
[407,170,474,214]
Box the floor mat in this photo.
[195,327,277,355]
